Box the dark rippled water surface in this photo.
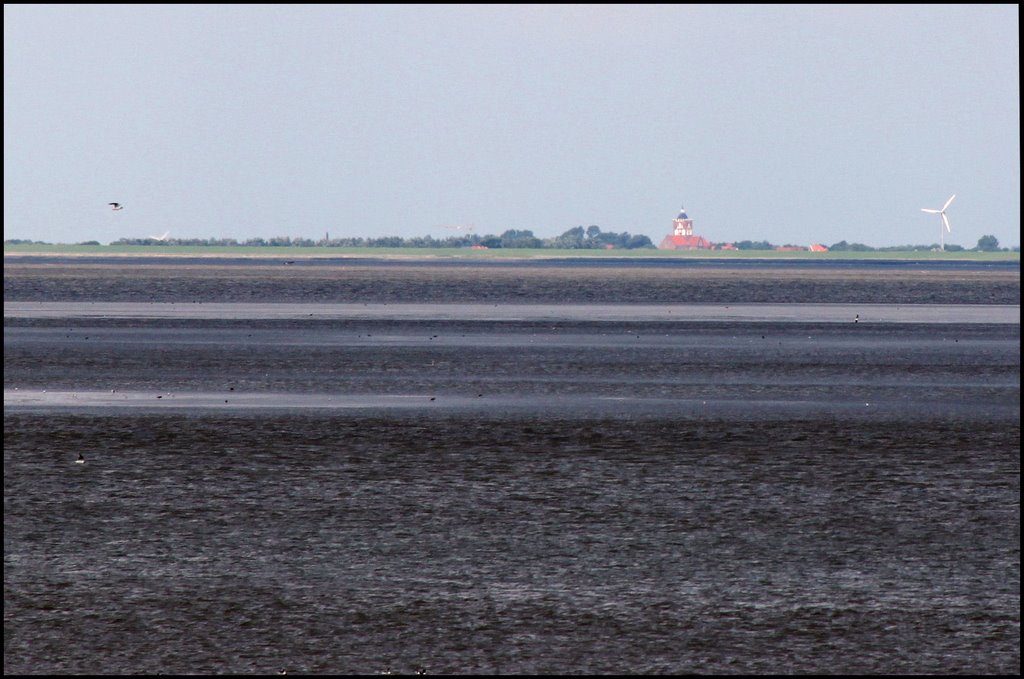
[4,259,1020,674]
[4,257,1020,305]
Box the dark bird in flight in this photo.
[109,202,124,210]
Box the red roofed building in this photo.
[659,206,713,250]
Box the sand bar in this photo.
[4,301,1019,324]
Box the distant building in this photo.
[776,244,829,252]
[658,206,712,250]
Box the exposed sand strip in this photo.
[4,301,1019,323]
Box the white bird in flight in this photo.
[108,202,124,211]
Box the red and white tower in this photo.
[659,203,711,250]
[672,207,694,237]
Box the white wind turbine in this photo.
[921,194,955,251]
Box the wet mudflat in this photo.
[3,318,1020,421]
[3,258,1020,674]
[4,257,1020,305]
[4,412,1020,675]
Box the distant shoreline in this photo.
[4,244,1019,262]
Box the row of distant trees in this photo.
[101,225,657,249]
[731,236,1012,252]
[6,231,1015,252]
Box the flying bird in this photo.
[108,202,124,210]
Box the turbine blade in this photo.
[942,214,951,232]
[942,194,956,211]
[921,208,939,213]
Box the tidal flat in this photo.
[4,257,1019,674]
[3,256,1020,304]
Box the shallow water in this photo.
[4,259,1020,674]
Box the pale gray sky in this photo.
[4,4,1019,248]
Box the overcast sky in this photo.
[4,4,1019,248]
